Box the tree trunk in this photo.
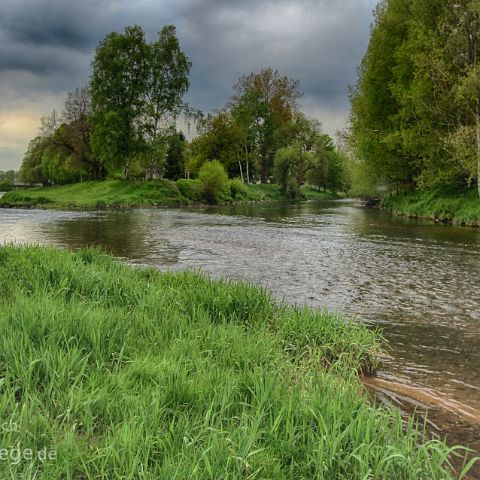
[238,160,244,182]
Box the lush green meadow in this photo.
[0,245,474,478]
[0,180,333,210]
[382,189,480,227]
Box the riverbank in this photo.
[382,189,480,227]
[0,179,334,210]
[0,245,473,478]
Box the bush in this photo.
[198,160,229,203]
[0,181,13,192]
[176,179,203,202]
[229,178,249,199]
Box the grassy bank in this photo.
[0,245,473,478]
[382,188,480,227]
[0,180,333,210]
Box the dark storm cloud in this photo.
[0,0,112,50]
[0,0,378,169]
[173,0,377,116]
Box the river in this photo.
[1,199,479,450]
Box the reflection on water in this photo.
[1,201,480,441]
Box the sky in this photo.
[0,0,378,171]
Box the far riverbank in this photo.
[0,179,335,210]
[382,188,480,227]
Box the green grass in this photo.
[382,188,480,226]
[0,180,197,209]
[0,180,335,210]
[0,245,474,478]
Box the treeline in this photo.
[0,170,17,191]
[0,170,16,182]
[190,68,347,197]
[349,0,480,196]
[19,25,348,198]
[20,25,190,185]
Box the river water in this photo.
[1,200,479,447]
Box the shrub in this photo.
[177,179,203,202]
[229,178,249,199]
[0,181,13,192]
[198,160,229,203]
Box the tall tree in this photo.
[143,25,191,178]
[350,0,480,196]
[409,0,480,194]
[230,68,302,182]
[349,0,414,192]
[90,25,148,178]
[61,87,101,180]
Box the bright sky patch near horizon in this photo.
[0,0,378,170]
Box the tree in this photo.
[274,145,314,198]
[19,89,100,184]
[349,0,480,196]
[143,26,191,178]
[3,170,16,182]
[59,87,101,180]
[198,160,229,203]
[90,25,148,178]
[19,137,48,184]
[230,68,303,182]
[164,131,186,180]
[190,112,245,177]
[410,0,480,194]
[349,0,414,192]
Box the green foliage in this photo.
[89,24,191,179]
[0,245,473,478]
[0,170,16,182]
[18,91,100,185]
[274,124,346,198]
[164,132,186,180]
[19,24,191,186]
[274,145,307,198]
[382,188,480,226]
[229,177,249,199]
[349,0,480,196]
[0,181,13,192]
[345,157,379,197]
[143,26,191,177]
[0,179,280,210]
[176,178,203,202]
[190,112,245,178]
[17,25,347,198]
[19,136,49,184]
[230,68,303,183]
[90,25,148,176]
[198,160,229,203]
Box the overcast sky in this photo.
[0,0,378,170]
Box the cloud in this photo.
[0,0,377,169]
